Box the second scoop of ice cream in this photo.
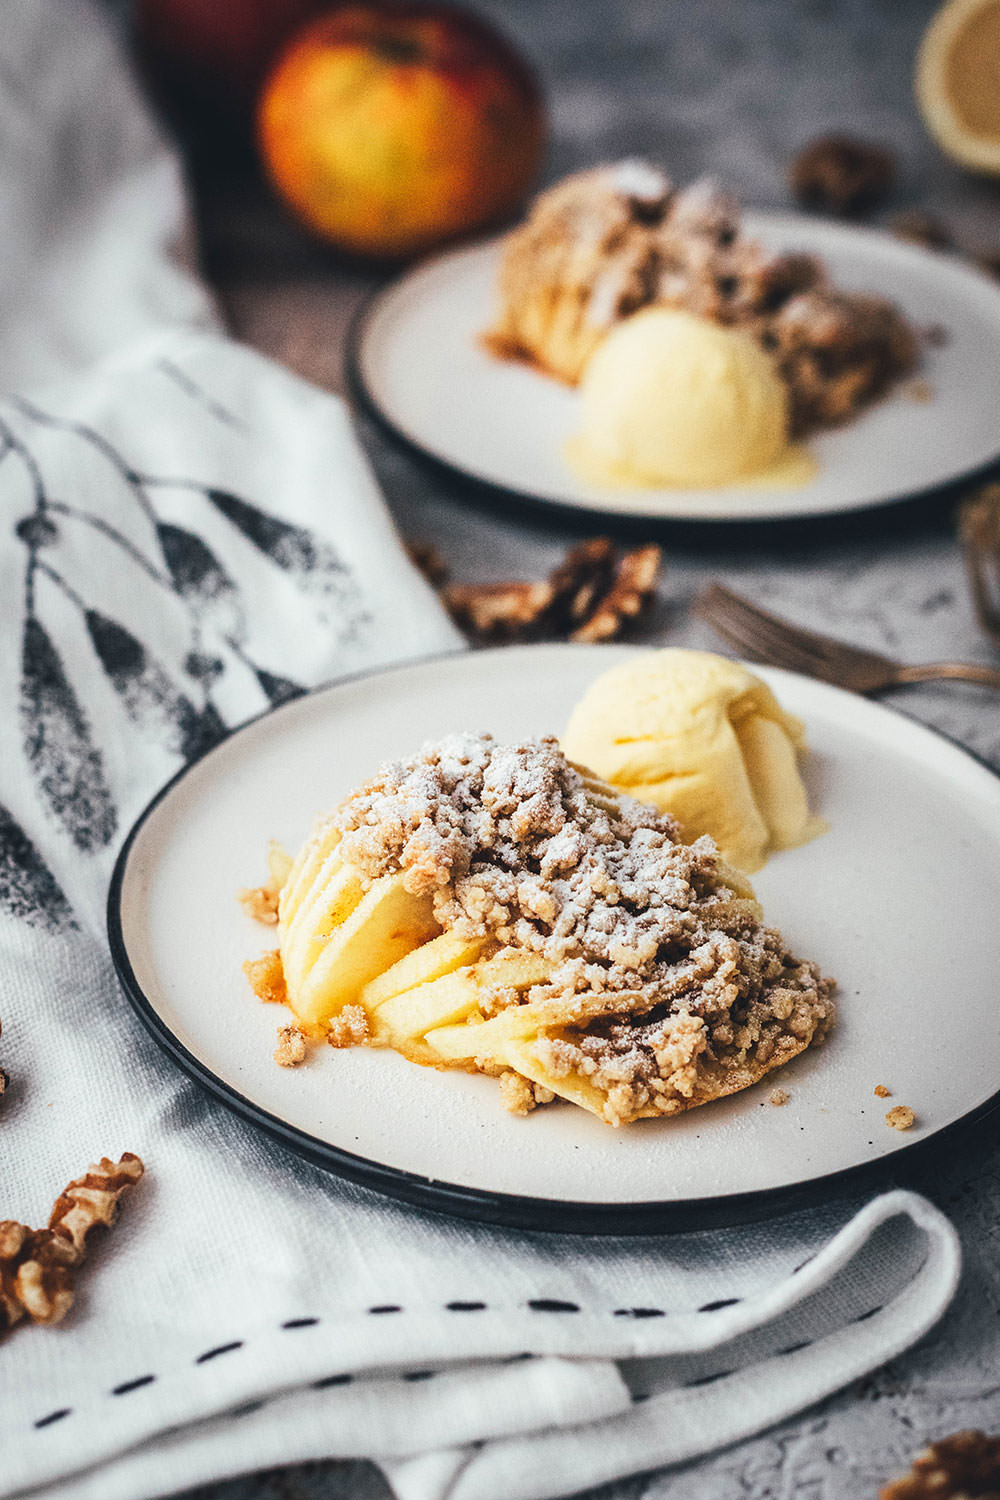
[568,308,791,488]
[562,648,827,872]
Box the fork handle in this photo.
[893,662,1000,690]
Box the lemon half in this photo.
[917,0,1000,173]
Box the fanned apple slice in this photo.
[425,1001,547,1062]
[292,870,440,1027]
[500,1038,610,1118]
[474,951,552,990]
[279,820,342,925]
[360,930,487,1012]
[424,1013,612,1119]
[372,967,485,1063]
[373,948,552,1062]
[281,857,365,997]
[267,841,294,891]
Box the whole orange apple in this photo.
[257,2,546,259]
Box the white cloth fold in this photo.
[0,3,963,1499]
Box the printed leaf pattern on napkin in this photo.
[205,489,367,628]
[2,385,371,931]
[85,611,226,762]
[20,616,118,855]
[0,802,76,933]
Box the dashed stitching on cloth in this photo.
[27,1293,805,1432]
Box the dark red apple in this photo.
[134,0,329,126]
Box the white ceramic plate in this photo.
[110,645,1000,1231]
[350,215,1000,522]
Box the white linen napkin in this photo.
[0,3,962,1499]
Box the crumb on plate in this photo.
[237,884,280,925]
[274,1024,307,1068]
[327,1005,370,1049]
[243,951,287,1006]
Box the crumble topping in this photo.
[886,1105,916,1131]
[487,161,917,432]
[498,1071,556,1116]
[874,1083,892,1098]
[769,1087,790,1106]
[333,733,834,1121]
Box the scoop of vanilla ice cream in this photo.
[562,648,826,872]
[569,308,790,487]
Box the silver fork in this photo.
[693,582,1000,694]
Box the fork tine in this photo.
[708,616,832,677]
[693,585,832,672]
[694,583,864,681]
[697,612,820,676]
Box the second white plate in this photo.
[350,215,1000,522]
[109,645,1000,1231]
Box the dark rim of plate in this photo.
[107,644,1000,1235]
[344,232,1000,532]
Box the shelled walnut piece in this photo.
[881,1430,1000,1499]
[789,135,895,216]
[0,1154,144,1332]
[411,536,662,644]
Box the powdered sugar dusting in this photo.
[333,733,834,1123]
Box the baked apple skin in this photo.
[257,2,547,259]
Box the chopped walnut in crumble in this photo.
[274,1025,307,1068]
[886,1105,916,1131]
[333,733,835,1124]
[243,951,287,1006]
[327,1005,370,1049]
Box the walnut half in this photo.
[438,537,662,644]
[881,1430,1000,1499]
[789,135,894,216]
[0,1154,144,1333]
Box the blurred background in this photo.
[116,0,1000,398]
